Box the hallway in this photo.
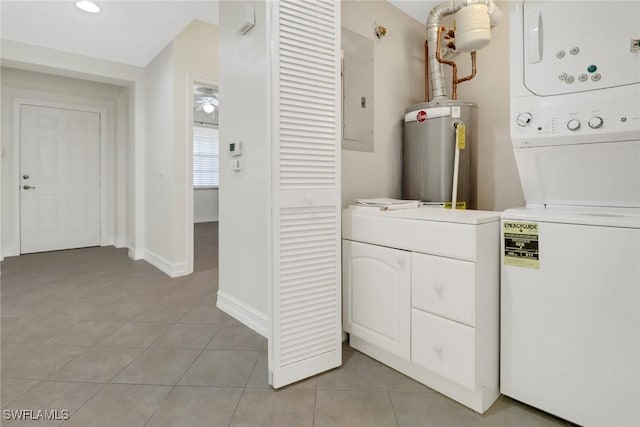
[0,224,569,426]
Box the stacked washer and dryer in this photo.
[501,2,640,426]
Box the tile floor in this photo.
[0,223,574,426]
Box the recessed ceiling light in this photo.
[75,1,100,13]
[203,103,215,114]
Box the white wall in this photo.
[194,189,218,222]
[173,20,219,271]
[218,0,270,322]
[141,20,219,276]
[1,40,146,257]
[452,1,525,211]
[144,43,177,272]
[340,1,523,212]
[1,67,130,255]
[341,0,426,208]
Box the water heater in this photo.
[402,100,476,208]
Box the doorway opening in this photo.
[189,80,219,273]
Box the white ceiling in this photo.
[387,0,439,25]
[0,0,434,69]
[0,1,219,67]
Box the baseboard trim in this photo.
[143,249,190,278]
[114,238,129,249]
[194,216,218,223]
[217,290,268,338]
[128,247,145,260]
[2,246,18,259]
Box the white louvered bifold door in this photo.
[269,0,342,388]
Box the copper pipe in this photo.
[424,40,429,102]
[435,25,458,99]
[456,51,477,84]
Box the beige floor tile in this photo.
[207,322,267,351]
[380,364,431,392]
[48,301,111,320]
[479,395,569,427]
[1,224,568,427]
[145,386,243,427]
[85,302,152,322]
[0,378,40,405]
[317,349,388,391]
[230,388,316,427]
[111,348,200,385]
[390,391,483,427]
[48,347,142,382]
[62,384,172,427]
[131,304,192,323]
[178,303,235,324]
[155,292,204,308]
[44,321,124,346]
[95,322,171,348]
[315,390,397,427]
[179,350,258,387]
[0,318,79,344]
[0,299,68,319]
[1,344,88,380]
[149,323,217,349]
[2,381,103,426]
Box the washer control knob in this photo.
[516,112,533,127]
[567,119,581,131]
[588,116,604,129]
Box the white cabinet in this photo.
[342,207,500,413]
[342,240,410,359]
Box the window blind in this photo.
[193,124,219,187]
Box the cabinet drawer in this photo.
[411,253,476,326]
[411,309,476,389]
[342,213,477,260]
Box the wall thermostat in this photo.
[229,141,243,157]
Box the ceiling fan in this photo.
[194,86,219,115]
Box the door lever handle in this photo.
[22,185,36,190]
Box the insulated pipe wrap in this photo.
[427,0,497,101]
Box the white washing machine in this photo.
[502,2,640,426]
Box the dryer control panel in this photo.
[521,1,640,97]
[511,91,640,147]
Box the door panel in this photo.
[20,105,101,253]
[270,0,342,388]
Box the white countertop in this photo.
[344,206,501,225]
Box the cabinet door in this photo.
[343,240,410,359]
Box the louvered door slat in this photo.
[270,0,341,388]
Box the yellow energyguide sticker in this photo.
[456,123,466,149]
[503,221,539,269]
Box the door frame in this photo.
[12,98,108,255]
[185,75,219,275]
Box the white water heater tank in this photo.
[455,4,491,52]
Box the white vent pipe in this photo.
[427,0,503,101]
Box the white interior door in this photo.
[269,0,342,388]
[20,104,101,254]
